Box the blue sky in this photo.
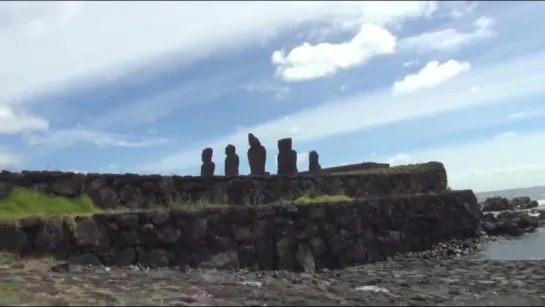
[1,1,545,192]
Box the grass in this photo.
[0,187,102,223]
[334,162,443,175]
[284,193,353,205]
[0,185,363,226]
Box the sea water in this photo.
[477,200,545,260]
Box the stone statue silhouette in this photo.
[200,147,215,177]
[247,133,266,175]
[308,150,321,173]
[277,138,298,175]
[224,144,239,176]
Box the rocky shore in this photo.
[2,252,545,306]
[2,195,544,306]
[479,196,544,237]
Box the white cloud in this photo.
[107,163,121,174]
[0,1,438,107]
[507,109,545,121]
[23,128,169,148]
[393,60,471,95]
[297,152,309,168]
[137,50,545,173]
[400,16,494,53]
[0,151,21,170]
[288,126,300,134]
[272,24,396,82]
[403,60,419,68]
[507,112,525,120]
[382,131,545,192]
[0,105,48,134]
[494,131,517,140]
[243,82,291,99]
[387,153,411,166]
[447,1,477,19]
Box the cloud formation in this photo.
[393,60,471,95]
[24,128,169,148]
[0,105,48,134]
[0,150,20,169]
[399,16,494,53]
[272,24,396,82]
[139,50,545,174]
[383,131,545,192]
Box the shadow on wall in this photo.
[201,133,390,177]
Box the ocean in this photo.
[477,199,545,260]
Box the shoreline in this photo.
[2,250,545,306]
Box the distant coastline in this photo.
[475,186,545,203]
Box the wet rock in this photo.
[481,211,538,237]
[482,196,511,212]
[510,196,539,210]
[49,262,71,273]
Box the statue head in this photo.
[309,150,319,163]
[248,133,257,147]
[201,148,213,163]
[225,144,236,156]
[277,138,292,152]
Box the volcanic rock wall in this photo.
[299,162,390,174]
[0,190,479,271]
[0,162,447,210]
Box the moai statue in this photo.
[200,147,215,177]
[308,150,321,173]
[224,144,239,176]
[277,138,298,175]
[247,133,267,175]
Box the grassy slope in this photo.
[334,162,442,175]
[0,187,102,223]
[0,163,441,220]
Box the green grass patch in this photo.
[0,187,102,223]
[334,162,442,175]
[287,194,353,205]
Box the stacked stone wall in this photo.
[299,162,390,174]
[0,190,479,271]
[0,162,447,210]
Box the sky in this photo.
[1,1,545,192]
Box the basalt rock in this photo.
[224,144,239,176]
[481,197,511,212]
[510,197,539,210]
[0,161,449,209]
[308,151,321,173]
[0,190,480,271]
[200,148,215,177]
[277,138,297,175]
[481,211,539,237]
[247,133,266,175]
[481,196,539,212]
